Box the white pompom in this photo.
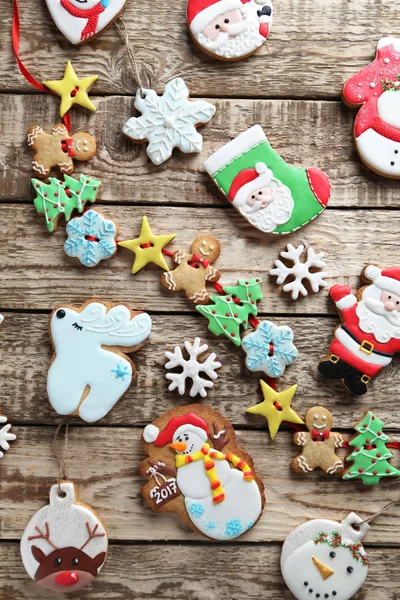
[364,265,381,282]
[255,162,268,175]
[143,424,159,443]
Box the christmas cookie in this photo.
[119,216,176,274]
[32,173,101,232]
[343,411,400,485]
[292,407,345,476]
[242,320,298,376]
[187,0,273,62]
[0,414,16,458]
[45,0,128,45]
[27,124,96,179]
[203,125,331,235]
[47,300,152,422]
[43,62,98,117]
[343,38,400,178]
[141,405,265,540]
[281,513,369,600]
[64,209,118,267]
[318,264,400,395]
[270,244,328,300]
[165,337,222,398]
[21,481,107,593]
[161,235,221,304]
[122,78,216,165]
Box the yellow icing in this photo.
[43,61,99,117]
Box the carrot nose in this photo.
[55,571,79,586]
[312,556,334,580]
[170,441,187,452]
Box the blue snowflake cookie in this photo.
[242,320,298,377]
[64,209,118,267]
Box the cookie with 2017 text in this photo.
[140,405,265,540]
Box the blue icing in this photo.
[188,502,205,518]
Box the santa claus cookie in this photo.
[187,0,272,62]
[21,482,107,593]
[292,407,345,476]
[45,0,128,45]
[203,125,331,235]
[281,512,369,600]
[343,38,400,178]
[141,405,265,540]
[318,264,400,395]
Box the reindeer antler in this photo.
[28,522,59,550]
[80,522,105,551]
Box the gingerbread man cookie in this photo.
[292,407,345,476]
[27,124,96,179]
[161,235,221,304]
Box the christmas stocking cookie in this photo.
[203,125,331,235]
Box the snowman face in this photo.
[171,430,205,454]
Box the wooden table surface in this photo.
[1,0,400,598]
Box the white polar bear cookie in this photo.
[281,512,369,600]
[47,300,152,422]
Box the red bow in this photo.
[61,138,75,157]
[312,429,330,441]
[190,253,210,268]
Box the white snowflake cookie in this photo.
[270,243,328,300]
[165,337,222,398]
[242,320,298,377]
[0,415,16,458]
[122,78,216,165]
[64,209,118,267]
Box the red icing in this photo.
[259,23,269,38]
[60,0,106,41]
[55,571,79,586]
[306,168,331,208]
[152,413,209,447]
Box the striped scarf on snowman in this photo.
[175,443,253,504]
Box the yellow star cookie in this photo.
[246,381,303,440]
[43,61,99,117]
[119,216,176,275]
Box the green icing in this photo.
[343,411,400,486]
[213,140,323,234]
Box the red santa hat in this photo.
[227,162,272,207]
[364,264,400,297]
[143,413,209,447]
[187,0,245,36]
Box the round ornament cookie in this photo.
[281,512,369,600]
[187,0,273,61]
[21,482,107,593]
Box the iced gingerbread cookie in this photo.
[47,300,152,422]
[161,235,221,304]
[64,209,118,267]
[45,0,128,45]
[270,244,328,300]
[318,264,400,395]
[187,0,272,62]
[292,407,345,476]
[122,78,216,165]
[281,512,369,600]
[27,124,96,179]
[343,37,400,178]
[203,125,331,235]
[141,405,265,540]
[21,482,107,593]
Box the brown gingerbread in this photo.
[27,124,96,179]
[160,235,221,304]
[292,406,346,476]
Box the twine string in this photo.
[53,419,70,493]
[357,496,400,526]
[115,17,145,97]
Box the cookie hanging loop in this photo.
[53,418,70,494]
[115,17,146,98]
[355,495,400,526]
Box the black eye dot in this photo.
[56,309,66,319]
[397,301,400,305]
[54,557,62,566]
[224,18,229,23]
[251,195,255,199]
[330,551,336,558]
[309,590,313,594]
[72,557,79,566]
[258,191,263,195]
[304,582,308,586]
[215,23,220,29]
[347,566,354,574]
[388,295,392,299]
[395,150,399,154]
[391,161,395,166]
[332,593,337,597]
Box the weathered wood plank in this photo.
[1,94,398,207]
[0,543,396,600]
[0,427,399,543]
[2,312,400,427]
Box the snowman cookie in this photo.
[141,405,265,540]
[343,38,400,178]
[281,512,369,600]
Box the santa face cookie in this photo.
[187,0,273,61]
[21,482,107,593]
[47,300,152,422]
[141,405,265,540]
[281,513,369,600]
[343,38,400,178]
[203,125,331,235]
[45,0,128,45]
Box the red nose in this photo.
[55,571,79,586]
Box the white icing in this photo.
[0,415,16,458]
[270,243,328,299]
[377,90,400,128]
[203,125,266,175]
[237,178,294,233]
[356,128,400,176]
[165,337,221,398]
[370,82,376,88]
[47,302,152,422]
[377,37,400,53]
[242,320,298,377]
[122,78,216,165]
[64,209,117,267]
[0,314,3,325]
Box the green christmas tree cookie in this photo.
[203,125,331,235]
[196,278,263,346]
[343,411,400,486]
[32,173,101,232]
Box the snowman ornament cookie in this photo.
[281,513,369,600]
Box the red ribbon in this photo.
[191,253,210,268]
[61,138,76,157]
[312,429,331,441]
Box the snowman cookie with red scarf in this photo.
[45,0,128,45]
